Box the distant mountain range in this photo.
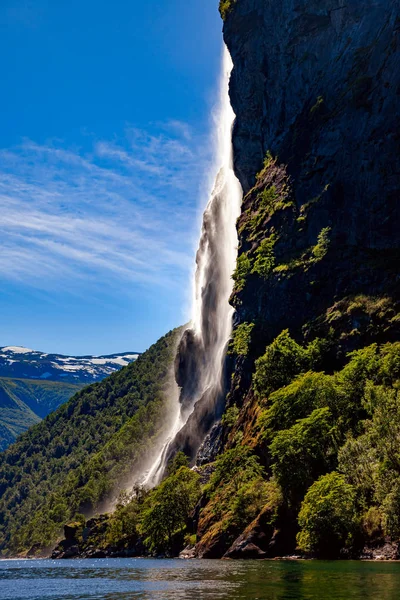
[0,346,140,384]
[0,346,140,451]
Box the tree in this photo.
[270,407,337,503]
[140,466,200,555]
[253,330,309,398]
[297,472,358,557]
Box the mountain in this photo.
[1,0,400,561]
[0,347,139,451]
[189,0,399,559]
[0,346,139,384]
[0,328,180,556]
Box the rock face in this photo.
[193,0,400,559]
[51,517,145,559]
[222,0,400,400]
[223,505,292,559]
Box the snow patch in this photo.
[2,346,34,354]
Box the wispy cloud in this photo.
[0,123,212,296]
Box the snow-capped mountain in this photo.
[0,346,140,384]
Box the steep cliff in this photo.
[225,0,399,357]
[192,0,400,558]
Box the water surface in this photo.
[1,558,400,600]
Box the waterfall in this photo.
[142,47,242,487]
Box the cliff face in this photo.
[192,0,400,559]
[223,0,400,369]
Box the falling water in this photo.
[142,47,242,487]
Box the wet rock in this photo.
[196,422,223,466]
[361,540,400,560]
[61,544,80,559]
[225,542,267,559]
[179,545,197,559]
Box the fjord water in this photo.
[143,47,242,486]
[2,559,400,600]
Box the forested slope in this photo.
[0,328,180,556]
[0,378,83,451]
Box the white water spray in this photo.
[142,47,242,487]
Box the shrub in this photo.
[209,445,263,492]
[338,434,376,501]
[230,322,255,356]
[232,253,252,291]
[312,226,331,260]
[253,330,309,398]
[221,405,240,428]
[297,472,358,557]
[259,371,339,439]
[381,482,400,538]
[270,407,337,502]
[251,234,277,278]
[167,451,190,476]
[219,0,236,20]
[362,506,384,541]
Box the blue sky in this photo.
[0,0,223,355]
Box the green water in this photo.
[1,558,400,599]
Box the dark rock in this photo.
[218,3,400,546]
[179,545,197,559]
[224,542,267,560]
[361,540,400,560]
[89,549,107,559]
[223,505,293,559]
[64,523,80,541]
[196,422,223,466]
[60,544,80,559]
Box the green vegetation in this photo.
[219,0,237,20]
[197,332,400,558]
[247,187,278,238]
[140,463,200,554]
[297,472,358,557]
[251,335,400,555]
[251,234,277,278]
[0,328,181,556]
[256,151,276,181]
[230,322,255,356]
[272,226,331,275]
[312,227,331,260]
[232,253,252,291]
[310,95,324,116]
[198,445,279,550]
[253,329,325,398]
[0,378,83,450]
[221,405,240,428]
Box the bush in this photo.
[251,234,277,278]
[219,0,236,20]
[198,446,280,553]
[232,253,252,291]
[259,371,339,440]
[230,322,254,356]
[381,482,400,538]
[312,227,331,260]
[270,407,337,502]
[221,405,240,428]
[253,330,309,398]
[297,472,358,557]
[209,445,263,492]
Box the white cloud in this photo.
[0,124,211,295]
